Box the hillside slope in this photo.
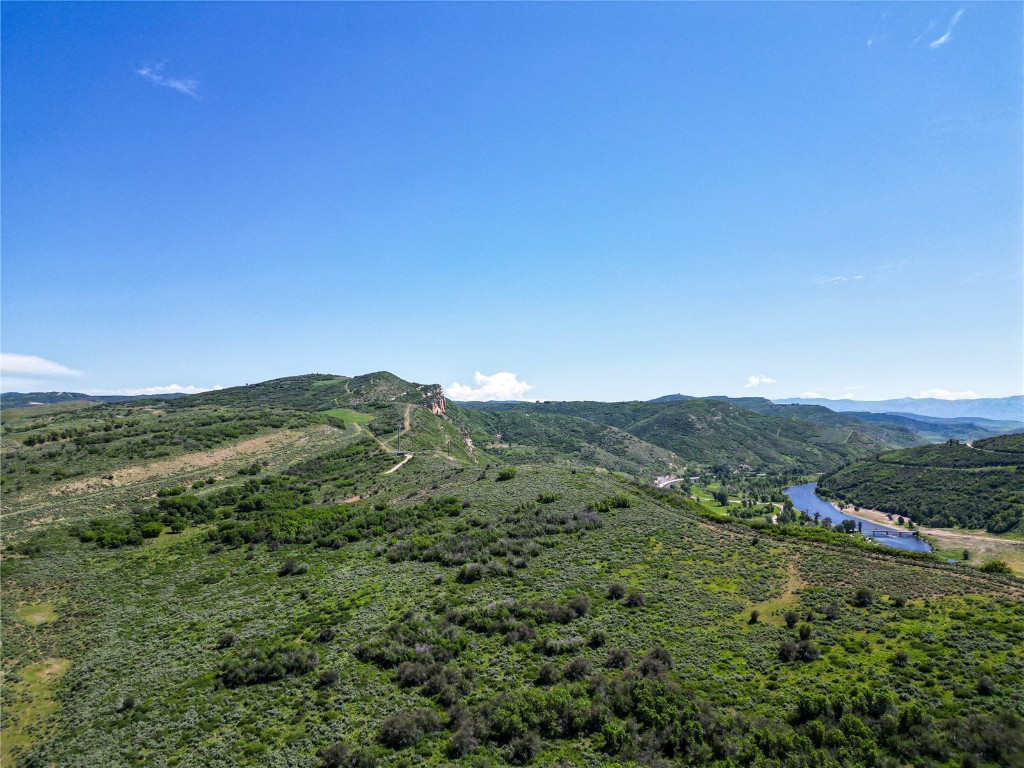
[4,372,1021,767]
[818,434,1024,533]
[462,398,911,473]
[843,411,1024,443]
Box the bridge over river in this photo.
[867,529,921,539]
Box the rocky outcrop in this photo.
[424,385,447,417]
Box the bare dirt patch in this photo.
[49,430,327,495]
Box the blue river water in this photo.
[783,482,933,553]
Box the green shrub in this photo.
[853,587,876,607]
[624,590,646,608]
[979,560,1011,574]
[457,562,485,582]
[318,743,379,768]
[604,647,631,668]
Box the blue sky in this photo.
[2,2,1021,402]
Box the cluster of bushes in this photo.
[787,684,1024,765]
[382,497,606,580]
[592,493,631,513]
[447,595,591,642]
[219,642,318,687]
[20,417,137,446]
[361,644,1024,766]
[72,442,429,550]
[370,649,729,764]
[286,440,395,487]
[355,611,470,669]
[76,518,147,548]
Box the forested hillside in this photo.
[461,398,915,474]
[818,434,1024,533]
[3,373,1022,768]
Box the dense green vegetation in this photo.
[819,435,1024,534]
[459,398,915,475]
[3,372,1022,767]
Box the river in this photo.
[783,482,933,553]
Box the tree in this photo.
[980,560,1011,574]
[853,587,876,607]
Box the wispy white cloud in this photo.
[800,391,823,398]
[136,62,199,98]
[816,275,864,285]
[447,371,533,402]
[930,9,964,49]
[744,374,777,389]
[913,20,937,46]
[866,10,890,48]
[917,388,980,400]
[87,384,223,397]
[1,353,82,380]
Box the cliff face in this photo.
[425,385,447,416]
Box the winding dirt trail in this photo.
[384,453,413,474]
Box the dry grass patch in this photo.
[1,657,72,766]
[16,601,57,626]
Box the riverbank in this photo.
[827,500,1024,575]
[783,482,932,553]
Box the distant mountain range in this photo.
[0,391,187,407]
[772,396,1023,422]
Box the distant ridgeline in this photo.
[457,396,920,475]
[0,391,187,407]
[774,395,1024,422]
[817,434,1024,534]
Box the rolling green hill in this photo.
[818,434,1024,533]
[3,372,1022,768]
[461,398,914,474]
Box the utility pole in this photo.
[397,423,401,453]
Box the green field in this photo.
[322,408,376,426]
